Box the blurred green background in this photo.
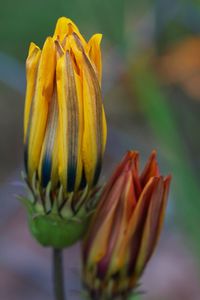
[0,0,200,299]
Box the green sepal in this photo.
[29,211,90,248]
[19,172,100,248]
[19,196,92,248]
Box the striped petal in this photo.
[103,170,136,277]
[156,176,171,240]
[58,32,107,189]
[85,174,125,268]
[38,89,59,188]
[98,151,137,208]
[25,37,56,180]
[140,151,160,187]
[134,177,164,276]
[81,48,106,187]
[87,34,102,84]
[113,177,157,272]
[56,50,83,192]
[24,42,41,141]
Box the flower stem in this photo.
[53,248,65,300]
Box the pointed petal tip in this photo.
[56,16,75,25]
[44,36,54,43]
[29,42,39,51]
[54,17,81,41]
[27,42,40,57]
[165,174,172,182]
[54,16,71,29]
[164,175,172,190]
[90,33,103,45]
[148,150,158,165]
[124,151,140,170]
[125,150,139,160]
[151,149,157,157]
[42,36,55,51]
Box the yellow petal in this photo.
[73,69,84,190]
[38,89,59,188]
[56,51,83,192]
[53,16,87,49]
[24,42,41,141]
[80,47,106,186]
[87,34,102,84]
[53,17,73,40]
[102,106,107,154]
[25,37,56,180]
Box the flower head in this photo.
[22,17,107,248]
[83,151,171,299]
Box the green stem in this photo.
[53,248,65,300]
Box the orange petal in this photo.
[99,151,138,209]
[84,173,125,266]
[105,171,137,276]
[134,177,164,276]
[111,177,157,272]
[156,175,171,242]
[140,151,160,187]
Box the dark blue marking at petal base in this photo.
[41,155,52,188]
[67,164,76,192]
[79,168,87,190]
[24,144,28,174]
[93,159,102,187]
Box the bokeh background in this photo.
[0,0,200,299]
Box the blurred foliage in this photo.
[129,56,200,254]
[0,0,125,60]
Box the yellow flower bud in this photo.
[22,17,107,248]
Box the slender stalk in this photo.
[52,248,65,300]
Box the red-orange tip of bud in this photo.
[82,150,171,298]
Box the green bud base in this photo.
[19,196,91,248]
[29,212,88,248]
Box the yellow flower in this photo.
[24,16,106,195]
[22,17,107,248]
[83,151,171,299]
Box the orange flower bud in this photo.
[83,151,171,299]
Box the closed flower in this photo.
[83,151,171,299]
[22,17,107,248]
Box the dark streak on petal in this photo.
[66,51,79,192]
[72,32,103,186]
[24,55,41,178]
[80,168,87,190]
[82,50,103,186]
[41,155,52,187]
[24,144,28,174]
[41,89,58,188]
